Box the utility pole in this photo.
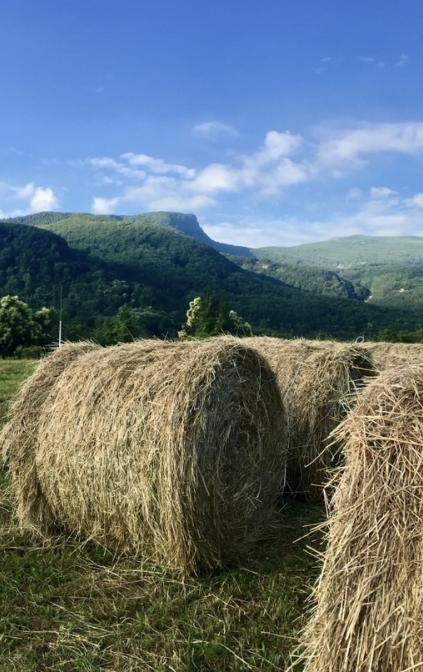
[58,284,63,347]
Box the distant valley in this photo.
[1,210,422,341]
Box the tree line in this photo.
[0,293,254,357]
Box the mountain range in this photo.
[0,210,422,340]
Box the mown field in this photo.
[0,359,322,672]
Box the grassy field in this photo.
[0,359,322,672]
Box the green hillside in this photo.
[235,257,369,301]
[33,211,374,301]
[254,235,423,310]
[0,220,176,338]
[0,213,423,338]
[20,210,252,258]
[1,213,422,340]
[255,235,423,269]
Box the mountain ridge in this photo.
[3,210,423,333]
[0,212,419,339]
[7,210,253,258]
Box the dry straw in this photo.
[299,365,423,672]
[245,337,373,501]
[360,341,423,371]
[1,341,99,530]
[4,339,286,575]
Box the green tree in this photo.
[179,294,252,339]
[95,305,143,345]
[0,295,53,357]
[377,328,401,343]
[228,309,253,337]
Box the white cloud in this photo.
[29,186,58,212]
[0,181,58,213]
[189,163,240,194]
[89,130,308,211]
[370,186,397,200]
[203,188,423,248]
[15,182,36,199]
[92,196,120,215]
[253,130,303,163]
[259,159,309,195]
[188,131,307,197]
[192,120,238,139]
[121,152,195,178]
[89,157,146,181]
[407,193,423,208]
[316,122,423,168]
[85,122,423,232]
[92,175,215,215]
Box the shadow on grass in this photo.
[0,469,324,672]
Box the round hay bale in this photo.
[17,339,286,574]
[359,341,423,371]
[1,341,99,530]
[244,337,374,501]
[300,365,423,672]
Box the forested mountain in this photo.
[19,211,374,301]
[254,235,423,309]
[235,257,369,301]
[255,235,423,268]
[0,214,419,340]
[19,210,252,258]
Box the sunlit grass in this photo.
[0,359,322,671]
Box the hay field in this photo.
[2,338,422,671]
[0,357,321,672]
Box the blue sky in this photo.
[1,0,423,247]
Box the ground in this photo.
[0,359,322,672]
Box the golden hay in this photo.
[244,337,374,501]
[1,341,99,530]
[299,365,423,672]
[360,341,423,371]
[6,339,286,575]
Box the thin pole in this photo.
[58,284,63,347]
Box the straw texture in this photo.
[300,365,423,672]
[361,341,423,371]
[6,339,287,574]
[245,337,373,500]
[1,341,99,530]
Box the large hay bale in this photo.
[7,339,286,574]
[245,337,374,501]
[300,366,423,671]
[360,341,423,371]
[1,341,99,530]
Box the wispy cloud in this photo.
[316,122,423,170]
[191,120,238,139]
[406,193,423,208]
[370,186,398,200]
[89,130,308,214]
[121,152,195,178]
[395,53,409,67]
[205,190,423,247]
[88,157,146,181]
[86,121,423,244]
